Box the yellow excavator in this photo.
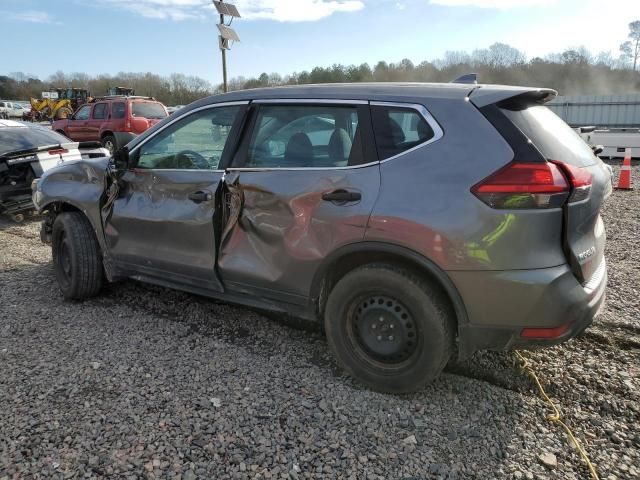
[29,88,92,121]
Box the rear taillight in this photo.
[552,161,592,203]
[472,162,569,209]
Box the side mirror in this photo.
[592,145,604,156]
[113,146,130,170]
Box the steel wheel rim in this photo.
[58,233,72,281]
[349,294,419,365]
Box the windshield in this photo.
[0,126,69,156]
[132,102,167,120]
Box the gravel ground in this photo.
[0,164,638,480]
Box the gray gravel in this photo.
[0,164,638,479]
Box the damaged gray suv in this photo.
[34,83,610,393]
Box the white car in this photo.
[0,120,109,221]
[0,101,28,119]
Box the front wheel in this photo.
[324,264,454,393]
[52,212,103,300]
[101,135,117,155]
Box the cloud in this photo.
[430,0,555,8]
[98,0,205,21]
[8,10,57,23]
[235,0,365,22]
[96,0,364,22]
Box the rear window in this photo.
[501,105,596,167]
[132,102,167,120]
[0,127,69,156]
[371,106,435,160]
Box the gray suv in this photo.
[33,83,610,393]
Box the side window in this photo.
[112,102,125,119]
[371,105,435,160]
[136,105,241,170]
[74,105,91,121]
[92,103,107,120]
[244,105,363,168]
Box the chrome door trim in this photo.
[253,98,368,105]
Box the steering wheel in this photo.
[174,150,209,169]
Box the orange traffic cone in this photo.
[616,148,633,190]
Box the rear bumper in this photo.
[452,260,607,358]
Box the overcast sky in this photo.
[2,0,640,84]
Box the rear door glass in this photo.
[501,105,596,167]
[371,105,435,160]
[244,105,363,168]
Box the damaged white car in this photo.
[0,120,109,221]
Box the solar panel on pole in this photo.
[217,24,240,42]
[212,1,240,18]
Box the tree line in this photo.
[2,40,640,107]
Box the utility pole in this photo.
[213,1,240,94]
[219,1,228,93]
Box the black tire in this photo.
[324,264,454,393]
[101,135,117,155]
[51,212,103,300]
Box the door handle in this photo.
[188,190,212,203]
[321,189,361,203]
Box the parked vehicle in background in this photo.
[579,127,640,159]
[107,87,135,96]
[29,88,92,122]
[52,96,168,154]
[0,101,28,120]
[166,105,185,115]
[0,120,108,221]
[34,83,611,393]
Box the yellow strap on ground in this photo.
[514,350,600,480]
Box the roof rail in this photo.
[451,73,478,85]
[90,95,156,102]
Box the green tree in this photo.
[620,20,640,70]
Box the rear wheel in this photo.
[101,135,117,155]
[55,107,73,120]
[324,264,454,393]
[52,212,103,300]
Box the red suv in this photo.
[52,96,168,154]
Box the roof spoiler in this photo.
[451,73,478,85]
[469,87,557,108]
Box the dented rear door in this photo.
[218,101,380,302]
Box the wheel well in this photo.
[315,247,466,338]
[41,202,83,243]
